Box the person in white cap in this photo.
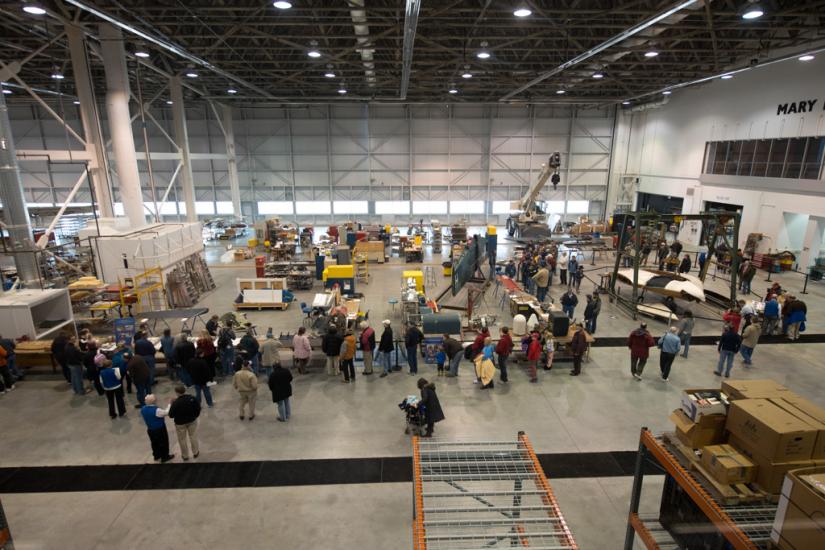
[378,320,394,377]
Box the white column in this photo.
[221,104,242,217]
[799,217,823,270]
[99,23,145,228]
[66,24,114,218]
[169,77,196,222]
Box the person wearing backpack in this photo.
[168,385,201,461]
[217,323,236,378]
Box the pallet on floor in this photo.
[233,302,290,310]
[662,432,770,506]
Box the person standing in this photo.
[186,354,213,408]
[196,330,217,381]
[568,255,579,289]
[268,362,294,422]
[722,308,742,333]
[740,320,761,365]
[678,310,694,358]
[443,334,463,378]
[657,327,681,382]
[569,323,587,376]
[0,344,16,394]
[141,394,174,463]
[561,289,578,320]
[65,336,87,396]
[495,327,514,383]
[217,323,237,378]
[127,352,151,407]
[786,296,807,341]
[0,335,20,382]
[416,378,445,438]
[238,331,261,374]
[627,323,655,380]
[583,295,600,334]
[168,385,201,461]
[51,331,71,383]
[260,331,282,379]
[174,333,196,386]
[134,332,157,387]
[378,320,394,378]
[159,328,177,381]
[558,251,569,286]
[526,332,541,383]
[532,265,550,302]
[340,330,357,383]
[205,314,220,337]
[678,255,692,274]
[292,327,312,374]
[762,296,780,335]
[715,324,742,378]
[322,326,343,377]
[99,360,126,418]
[359,321,376,375]
[233,360,258,420]
[404,323,424,376]
[84,339,104,396]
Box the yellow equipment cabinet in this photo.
[403,270,424,293]
[322,264,355,281]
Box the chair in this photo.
[300,302,313,327]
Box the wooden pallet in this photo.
[663,433,770,506]
[234,302,290,311]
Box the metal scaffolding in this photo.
[413,433,577,550]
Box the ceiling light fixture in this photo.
[720,74,733,79]
[799,54,814,61]
[73,100,81,105]
[2,89,12,95]
[166,100,174,105]
[22,5,47,15]
[461,65,473,79]
[477,51,490,60]
[51,73,64,80]
[662,90,672,95]
[273,1,292,9]
[134,50,150,58]
[592,73,604,79]
[227,89,237,94]
[325,72,336,78]
[513,8,532,17]
[644,51,659,58]
[622,101,631,105]
[556,90,566,95]
[186,72,198,78]
[740,1,765,20]
[448,89,458,94]
[308,50,321,58]
[338,88,347,94]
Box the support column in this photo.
[66,24,114,218]
[169,77,196,222]
[0,91,40,283]
[100,23,144,228]
[799,217,823,271]
[221,104,242,218]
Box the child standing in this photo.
[435,348,447,376]
[544,334,555,370]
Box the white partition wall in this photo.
[8,103,616,226]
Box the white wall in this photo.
[609,54,825,251]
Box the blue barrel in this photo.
[422,313,461,335]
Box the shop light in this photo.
[477,51,490,59]
[799,54,814,61]
[644,51,659,58]
[227,89,238,94]
[2,89,12,95]
[135,51,150,58]
[448,89,458,94]
[556,90,566,95]
[513,8,531,17]
[461,71,472,78]
[51,73,64,80]
[740,1,765,19]
[307,50,321,58]
[23,5,47,15]
[186,72,198,78]
[166,100,174,105]
[273,1,292,9]
[662,90,672,95]
[720,74,733,79]
[338,88,347,94]
[592,73,604,79]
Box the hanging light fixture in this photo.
[227,89,238,94]
[186,71,198,78]
[134,50,150,58]
[720,74,733,80]
[739,1,765,20]
[513,7,532,17]
[555,90,566,95]
[22,4,47,15]
[338,87,347,94]
[592,73,604,79]
[448,88,458,94]
[461,65,473,78]
[51,73,64,80]
[307,41,321,58]
[799,54,814,61]
[477,41,491,59]
[273,1,292,9]
[644,51,659,58]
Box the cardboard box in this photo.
[771,466,825,549]
[722,379,789,400]
[670,409,726,449]
[726,399,817,462]
[729,434,816,494]
[700,444,756,485]
[771,398,825,460]
[681,388,729,421]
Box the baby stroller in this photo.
[398,395,427,436]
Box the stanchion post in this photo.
[802,273,809,295]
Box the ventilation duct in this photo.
[348,0,376,88]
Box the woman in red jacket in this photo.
[627,323,655,380]
[196,330,217,381]
[526,331,541,384]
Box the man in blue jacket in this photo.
[141,394,174,463]
[99,360,126,419]
[714,324,742,378]
[657,327,681,382]
[763,297,780,335]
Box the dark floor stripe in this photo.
[0,451,662,493]
[591,333,825,347]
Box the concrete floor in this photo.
[2,234,825,549]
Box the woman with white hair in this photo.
[378,320,394,378]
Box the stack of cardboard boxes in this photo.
[666,379,825,549]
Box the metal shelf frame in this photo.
[413,432,577,550]
[624,428,777,550]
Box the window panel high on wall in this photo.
[295,201,331,215]
[375,201,410,215]
[703,136,825,181]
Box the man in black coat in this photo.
[321,326,343,377]
[174,334,196,386]
[417,378,445,437]
[51,331,70,383]
[127,354,150,407]
[404,323,424,375]
[168,385,201,461]
[378,320,394,378]
[268,364,294,422]
[186,356,214,407]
